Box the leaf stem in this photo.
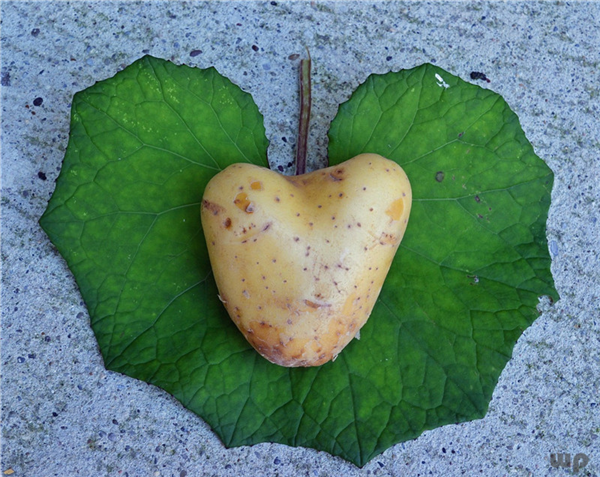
[295,50,312,176]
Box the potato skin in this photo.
[201,154,411,367]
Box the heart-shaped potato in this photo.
[201,153,411,367]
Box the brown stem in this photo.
[295,51,311,176]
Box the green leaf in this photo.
[40,58,557,467]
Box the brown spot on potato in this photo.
[304,300,323,309]
[328,168,346,182]
[250,181,263,190]
[234,192,254,213]
[379,232,399,245]
[202,199,225,216]
[386,198,405,221]
[223,217,232,228]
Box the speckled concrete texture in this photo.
[1,1,599,476]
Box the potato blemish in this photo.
[234,192,254,213]
[386,198,405,221]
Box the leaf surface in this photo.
[40,58,557,467]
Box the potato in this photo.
[201,153,411,366]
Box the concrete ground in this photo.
[1,1,599,476]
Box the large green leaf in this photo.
[40,57,557,467]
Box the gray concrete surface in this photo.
[1,1,599,476]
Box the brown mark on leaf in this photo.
[435,171,445,182]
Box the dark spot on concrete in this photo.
[33,97,43,106]
[38,171,47,180]
[190,49,202,57]
[470,71,490,83]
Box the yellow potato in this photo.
[201,153,411,366]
